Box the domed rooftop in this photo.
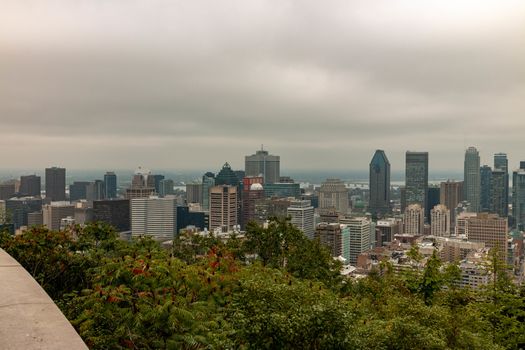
[250,183,264,191]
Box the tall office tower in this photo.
[69,181,90,201]
[245,147,280,184]
[376,218,400,247]
[480,165,492,212]
[512,164,525,229]
[42,202,75,231]
[241,177,264,228]
[152,174,165,194]
[405,152,428,215]
[209,185,238,232]
[104,172,117,199]
[19,175,41,197]
[158,179,174,197]
[126,167,156,199]
[464,147,481,212]
[186,183,203,204]
[201,172,215,210]
[5,197,42,229]
[315,222,343,258]
[430,204,450,237]
[0,182,16,200]
[494,153,509,216]
[215,163,240,186]
[465,213,508,262]
[440,180,463,230]
[427,186,440,223]
[340,217,372,265]
[491,169,506,217]
[45,167,66,202]
[287,199,315,239]
[131,196,177,241]
[368,150,391,217]
[319,178,349,214]
[93,199,130,232]
[86,180,105,201]
[403,203,424,235]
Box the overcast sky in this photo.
[1,1,524,173]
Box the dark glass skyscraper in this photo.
[215,163,240,186]
[405,151,428,216]
[45,167,66,201]
[491,169,506,217]
[480,165,492,212]
[104,172,117,199]
[19,175,41,197]
[494,153,509,216]
[368,150,390,217]
[464,147,481,212]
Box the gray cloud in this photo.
[1,0,525,173]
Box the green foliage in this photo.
[0,219,521,350]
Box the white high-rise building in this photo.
[430,204,450,237]
[287,199,315,239]
[131,196,177,241]
[340,216,372,265]
[403,203,424,235]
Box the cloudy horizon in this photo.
[1,0,524,173]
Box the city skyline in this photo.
[1,1,525,170]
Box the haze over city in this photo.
[2,0,525,172]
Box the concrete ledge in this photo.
[0,249,88,350]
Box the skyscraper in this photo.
[245,147,280,184]
[126,168,156,199]
[131,196,177,241]
[368,150,391,217]
[241,177,264,229]
[201,172,215,210]
[19,175,41,197]
[69,181,90,201]
[512,164,525,229]
[480,165,492,212]
[430,204,450,237]
[464,147,481,212]
[287,199,315,239]
[315,222,343,258]
[209,185,238,232]
[45,167,66,202]
[493,153,509,216]
[158,179,174,197]
[319,178,349,214]
[152,174,165,194]
[440,180,463,230]
[427,186,440,223]
[186,183,203,204]
[42,201,74,230]
[215,163,240,186]
[405,151,428,215]
[491,169,506,217]
[93,199,130,232]
[340,217,372,265]
[403,203,424,235]
[104,172,117,199]
[465,213,508,262]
